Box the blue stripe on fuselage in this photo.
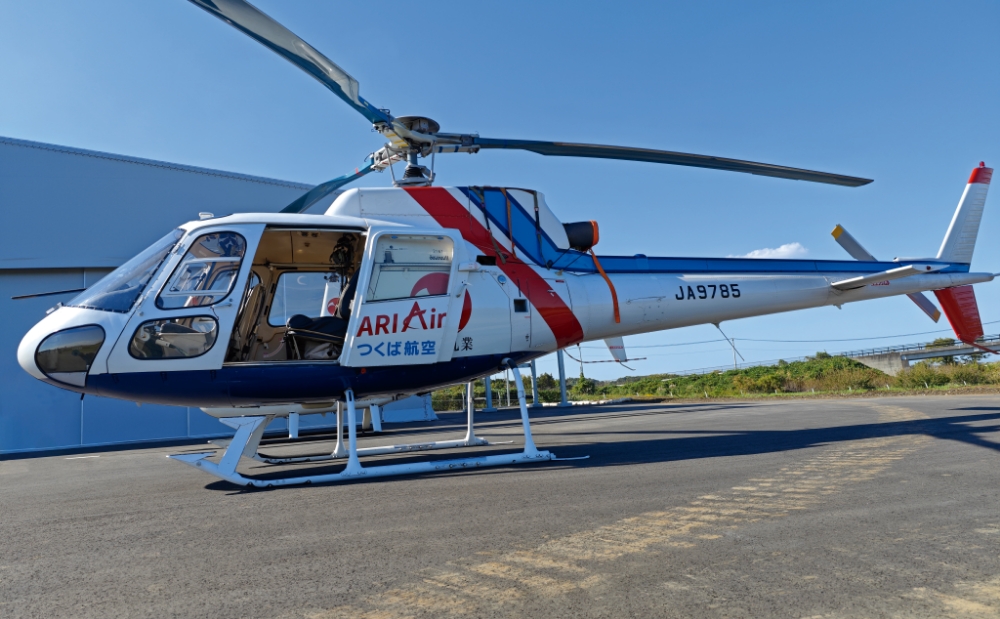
[573,255,970,275]
[457,187,969,276]
[85,353,537,408]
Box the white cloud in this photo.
[731,242,808,259]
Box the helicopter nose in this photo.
[18,324,48,381]
[19,323,106,387]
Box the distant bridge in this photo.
[844,334,1000,376]
[671,334,1000,377]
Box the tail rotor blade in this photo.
[831,224,877,261]
[907,292,942,323]
[831,225,941,322]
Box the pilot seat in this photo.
[284,271,358,361]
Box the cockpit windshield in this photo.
[69,229,185,313]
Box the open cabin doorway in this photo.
[225,226,367,364]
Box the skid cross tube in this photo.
[505,360,541,457]
[252,386,490,465]
[168,380,553,487]
[342,389,364,476]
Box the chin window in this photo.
[35,325,105,387]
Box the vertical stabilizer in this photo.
[937,163,992,263]
[604,337,627,362]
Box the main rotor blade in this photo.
[280,161,376,214]
[473,138,872,187]
[187,0,390,125]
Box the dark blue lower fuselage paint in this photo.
[84,353,535,407]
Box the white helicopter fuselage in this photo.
[17,176,993,413]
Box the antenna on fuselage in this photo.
[713,323,744,370]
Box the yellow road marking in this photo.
[303,404,935,618]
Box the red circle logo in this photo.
[458,290,472,332]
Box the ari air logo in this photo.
[356,302,447,337]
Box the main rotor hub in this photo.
[376,116,441,187]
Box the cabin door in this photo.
[341,231,463,367]
[107,224,263,374]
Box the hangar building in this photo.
[0,136,367,454]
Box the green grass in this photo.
[431,355,1000,411]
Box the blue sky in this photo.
[2,1,998,380]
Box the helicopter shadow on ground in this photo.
[205,404,1000,492]
[253,401,751,448]
[549,411,1000,465]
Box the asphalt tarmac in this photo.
[2,395,1000,619]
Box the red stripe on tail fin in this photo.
[933,285,983,343]
[968,163,992,185]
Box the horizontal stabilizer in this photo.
[831,224,876,261]
[831,264,946,291]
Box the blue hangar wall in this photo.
[0,136,341,454]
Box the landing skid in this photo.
[169,361,556,487]
[252,398,497,464]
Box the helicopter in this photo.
[16,0,993,488]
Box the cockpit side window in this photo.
[156,232,247,309]
[367,235,453,302]
[68,229,184,313]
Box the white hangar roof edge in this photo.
[0,135,314,191]
[1,136,321,270]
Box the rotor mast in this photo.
[372,115,479,187]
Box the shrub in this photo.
[572,377,597,395]
[820,367,881,391]
[942,363,990,386]
[756,374,785,393]
[896,363,950,388]
[536,372,558,390]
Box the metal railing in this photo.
[840,334,1000,358]
[669,334,1000,377]
[672,356,812,376]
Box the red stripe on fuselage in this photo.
[404,187,585,348]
